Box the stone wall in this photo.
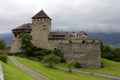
[47,40,62,50]
[58,40,101,68]
[9,36,101,68]
[10,38,21,53]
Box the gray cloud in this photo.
[0,0,120,33]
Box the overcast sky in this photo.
[0,0,120,34]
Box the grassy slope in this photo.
[0,60,36,80]
[79,59,120,77]
[57,59,120,77]
[16,57,110,80]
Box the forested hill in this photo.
[88,33,120,47]
[0,32,120,47]
[0,33,13,46]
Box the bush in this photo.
[6,52,25,57]
[67,59,76,72]
[0,54,8,63]
[75,62,81,68]
[101,42,120,62]
[42,54,61,67]
[101,62,104,68]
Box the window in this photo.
[43,25,46,30]
[43,28,46,30]
[43,25,46,27]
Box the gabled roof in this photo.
[32,10,52,20]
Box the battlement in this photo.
[59,39,100,44]
[32,18,51,22]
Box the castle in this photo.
[10,10,101,68]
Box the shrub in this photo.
[0,40,6,54]
[101,62,104,68]
[75,62,81,68]
[67,59,76,72]
[0,54,8,63]
[42,54,61,67]
[6,52,25,57]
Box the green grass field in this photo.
[16,57,110,80]
[0,60,36,80]
[56,59,120,77]
[79,59,120,77]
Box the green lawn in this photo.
[0,60,36,80]
[80,59,120,77]
[56,59,120,77]
[16,57,111,80]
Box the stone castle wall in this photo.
[47,40,62,50]
[10,38,21,53]
[58,40,101,68]
[44,39,101,68]
[10,35,101,68]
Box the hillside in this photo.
[88,33,120,47]
[54,59,120,77]
[0,33,13,46]
[15,57,110,80]
[0,60,36,80]
[79,59,120,77]
[0,57,111,80]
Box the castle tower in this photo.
[31,10,52,49]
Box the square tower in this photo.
[31,10,52,49]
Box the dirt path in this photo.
[8,56,50,80]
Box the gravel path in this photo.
[8,56,50,80]
[55,66,120,80]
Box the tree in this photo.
[111,48,120,62]
[101,42,120,62]
[19,33,34,57]
[0,54,8,63]
[67,59,76,72]
[42,54,61,67]
[0,40,6,54]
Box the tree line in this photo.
[101,42,120,62]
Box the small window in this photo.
[82,40,85,44]
[54,48,57,50]
[43,25,46,30]
[43,25,46,27]
[43,28,46,30]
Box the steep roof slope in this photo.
[32,10,51,20]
